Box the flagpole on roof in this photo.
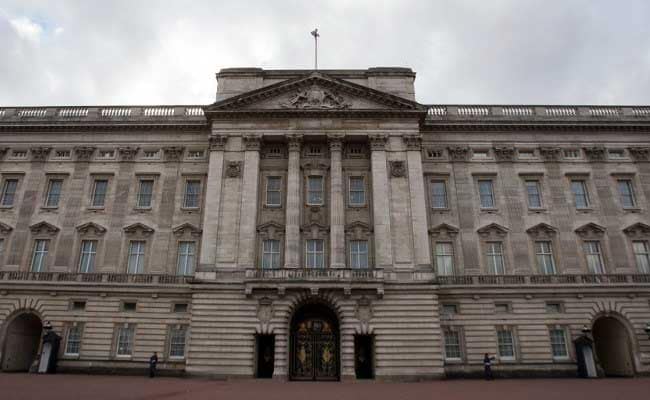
[311,28,319,70]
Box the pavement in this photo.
[1,373,649,400]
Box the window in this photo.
[187,150,204,159]
[350,240,369,269]
[549,328,569,359]
[127,241,145,274]
[168,326,188,358]
[55,150,71,159]
[426,149,444,159]
[71,301,86,311]
[1,179,18,206]
[535,241,556,275]
[176,241,196,276]
[45,179,63,207]
[143,150,159,159]
[496,328,516,360]
[97,149,115,159]
[173,303,189,313]
[443,329,462,360]
[349,177,365,206]
[617,180,636,208]
[262,239,281,269]
[64,325,83,356]
[608,149,625,159]
[122,302,137,312]
[525,180,543,208]
[570,180,590,209]
[478,180,495,208]
[78,240,97,273]
[495,303,511,314]
[472,149,489,159]
[431,180,448,209]
[183,180,201,208]
[564,149,580,159]
[11,150,27,159]
[266,177,282,207]
[486,242,505,274]
[31,239,49,272]
[518,149,535,159]
[545,302,563,313]
[307,176,324,205]
[91,179,108,207]
[116,325,134,356]
[305,239,324,268]
[435,242,454,276]
[583,241,605,274]
[441,304,458,316]
[633,241,650,274]
[137,179,154,208]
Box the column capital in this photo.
[209,134,228,151]
[327,134,345,152]
[403,134,422,151]
[368,134,388,151]
[286,134,303,152]
[243,134,262,151]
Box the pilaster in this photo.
[237,135,262,268]
[284,134,303,268]
[328,134,345,268]
[404,135,431,268]
[369,134,394,268]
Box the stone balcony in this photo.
[0,271,191,287]
[436,273,650,287]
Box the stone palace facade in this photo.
[0,68,649,380]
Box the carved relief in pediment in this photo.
[281,84,351,109]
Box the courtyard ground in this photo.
[1,373,648,400]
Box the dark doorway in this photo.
[354,335,374,379]
[290,303,339,381]
[256,334,275,378]
[1,313,43,372]
[592,316,635,377]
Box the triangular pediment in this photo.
[29,221,59,235]
[623,222,650,237]
[477,223,509,238]
[204,72,425,116]
[172,223,202,236]
[525,223,558,237]
[257,221,285,232]
[76,222,107,235]
[123,222,155,235]
[0,221,14,234]
[575,222,606,237]
[428,223,459,234]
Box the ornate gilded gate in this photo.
[290,308,339,381]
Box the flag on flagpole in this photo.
[311,29,319,38]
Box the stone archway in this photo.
[1,312,43,372]
[289,302,340,381]
[592,316,635,377]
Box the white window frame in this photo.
[305,239,324,268]
[91,179,108,208]
[265,176,282,207]
[583,240,605,274]
[617,179,636,208]
[570,180,590,209]
[168,325,188,359]
[64,324,83,356]
[632,240,650,274]
[486,242,505,275]
[262,239,281,269]
[78,240,97,273]
[183,180,201,209]
[348,176,366,206]
[115,325,135,357]
[127,240,146,274]
[1,178,18,207]
[45,179,63,207]
[31,239,49,272]
[496,328,516,360]
[443,329,463,361]
[431,180,448,209]
[307,176,324,206]
[478,179,495,209]
[535,241,556,275]
[349,240,369,269]
[435,242,454,276]
[136,179,154,208]
[176,241,196,276]
[549,328,569,360]
[525,180,543,209]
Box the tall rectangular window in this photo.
[584,241,605,274]
[305,239,324,268]
[136,179,154,208]
[64,325,83,356]
[350,240,369,269]
[535,241,556,275]
[478,180,495,208]
[78,240,97,273]
[431,180,448,209]
[443,329,462,360]
[183,180,201,208]
[570,180,589,209]
[45,179,63,207]
[486,242,505,275]
[127,241,145,274]
[266,176,282,207]
[435,242,454,276]
[262,239,281,269]
[525,180,543,208]
[1,179,18,206]
[31,239,49,272]
[307,176,324,205]
[176,241,195,276]
[549,328,569,359]
[617,179,636,208]
[116,325,134,356]
[496,328,515,359]
[168,326,188,358]
[91,179,108,207]
[633,241,650,274]
[348,177,365,206]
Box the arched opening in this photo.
[592,316,635,377]
[1,312,43,372]
[289,302,340,381]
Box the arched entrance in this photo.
[289,302,339,381]
[592,316,635,377]
[1,312,43,372]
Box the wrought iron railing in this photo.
[0,271,191,285]
[245,268,384,281]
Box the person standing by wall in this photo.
[484,353,496,380]
[149,352,158,378]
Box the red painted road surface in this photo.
[1,373,649,400]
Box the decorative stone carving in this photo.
[583,146,607,161]
[257,297,274,324]
[356,296,373,324]
[574,222,606,238]
[539,147,562,161]
[74,146,96,161]
[493,146,515,162]
[163,146,185,161]
[345,221,373,240]
[123,222,155,236]
[29,221,59,235]
[286,134,303,152]
[428,223,459,238]
[403,135,422,151]
[0,148,8,160]
[30,147,51,161]
[257,221,285,240]
[477,223,508,238]
[447,146,470,162]
[525,223,558,239]
[209,135,228,151]
[281,84,351,109]
[0,222,14,234]
[243,135,262,151]
[622,222,650,238]
[118,147,139,161]
[368,134,388,151]
[226,161,242,178]
[389,160,406,178]
[172,223,202,237]
[76,222,107,236]
[628,147,650,162]
[327,134,344,152]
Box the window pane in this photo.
[1,179,18,206]
[349,177,365,205]
[526,181,542,208]
[617,180,635,208]
[137,180,154,207]
[79,240,97,273]
[116,326,134,356]
[262,239,280,269]
[550,329,568,358]
[350,240,368,269]
[65,325,82,355]
[128,241,145,274]
[177,242,195,275]
[535,241,556,275]
[487,242,505,274]
[444,330,462,360]
[31,239,49,272]
[497,329,515,358]
[571,181,589,208]
[266,177,282,206]
[431,181,448,209]
[46,180,63,207]
[584,241,604,274]
[307,177,324,205]
[306,239,324,268]
[169,326,187,358]
[633,241,650,274]
[435,242,454,276]
[92,180,108,207]
[478,180,494,208]
[184,181,201,208]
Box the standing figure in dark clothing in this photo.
[484,353,495,380]
[149,352,158,378]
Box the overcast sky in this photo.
[1,0,649,106]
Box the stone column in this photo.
[404,135,431,268]
[328,134,346,268]
[198,134,227,270]
[369,134,394,268]
[284,134,303,268]
[237,135,261,268]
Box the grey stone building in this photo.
[0,67,649,380]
